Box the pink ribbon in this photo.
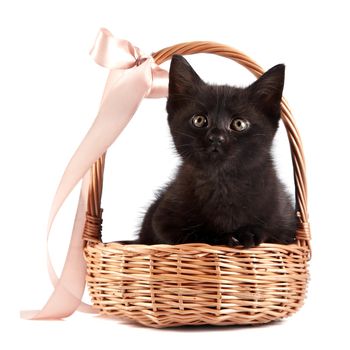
[21,28,169,320]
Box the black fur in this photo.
[136,55,296,247]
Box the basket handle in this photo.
[84,41,311,250]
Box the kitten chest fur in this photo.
[176,163,269,233]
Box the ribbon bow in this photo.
[21,28,169,320]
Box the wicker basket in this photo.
[83,42,311,328]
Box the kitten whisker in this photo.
[176,143,193,148]
[172,129,195,139]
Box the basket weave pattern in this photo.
[83,42,311,328]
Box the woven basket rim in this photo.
[85,240,311,266]
[89,241,308,250]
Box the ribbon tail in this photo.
[21,172,91,319]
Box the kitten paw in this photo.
[227,235,240,247]
[232,228,266,248]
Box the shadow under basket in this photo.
[83,41,311,328]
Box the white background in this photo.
[1,0,350,349]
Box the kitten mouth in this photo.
[209,146,221,153]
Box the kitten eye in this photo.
[192,115,208,128]
[230,118,250,132]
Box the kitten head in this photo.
[166,55,285,171]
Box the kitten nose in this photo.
[208,129,225,145]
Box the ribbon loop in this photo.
[90,28,141,69]
[22,28,169,320]
[90,28,168,98]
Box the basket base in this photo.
[91,308,295,329]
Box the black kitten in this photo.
[137,55,296,248]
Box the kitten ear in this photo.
[248,64,285,121]
[168,55,204,96]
